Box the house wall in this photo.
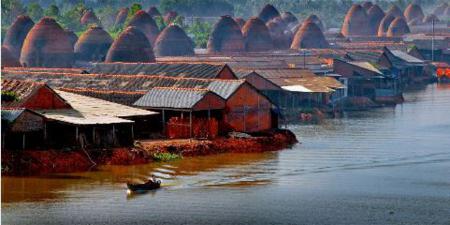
[244,73,281,91]
[23,87,71,110]
[193,93,226,111]
[222,83,273,132]
[216,66,238,79]
[377,53,393,69]
[10,111,45,132]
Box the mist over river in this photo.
[2,84,450,225]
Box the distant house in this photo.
[234,68,346,114]
[378,47,429,85]
[407,37,450,64]
[333,59,403,104]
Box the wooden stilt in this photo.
[162,109,166,134]
[189,111,192,139]
[22,133,26,150]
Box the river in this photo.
[2,84,450,225]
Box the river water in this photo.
[2,84,450,225]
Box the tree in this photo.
[186,19,212,48]
[129,3,142,16]
[57,2,87,32]
[45,4,60,18]
[2,0,27,26]
[27,3,44,21]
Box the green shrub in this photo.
[152,152,182,162]
[1,91,18,102]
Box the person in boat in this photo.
[147,175,158,184]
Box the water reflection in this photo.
[2,152,280,203]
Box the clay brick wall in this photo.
[22,86,71,110]
[222,83,273,132]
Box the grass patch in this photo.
[152,152,182,162]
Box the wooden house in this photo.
[378,47,429,85]
[333,59,403,104]
[1,79,157,150]
[2,71,277,134]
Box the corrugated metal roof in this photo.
[271,76,343,93]
[347,61,383,75]
[55,90,157,118]
[389,50,424,63]
[232,68,343,93]
[242,69,318,79]
[281,85,313,92]
[207,80,245,99]
[36,109,134,125]
[2,70,248,104]
[89,62,226,79]
[1,109,25,122]
[134,87,212,110]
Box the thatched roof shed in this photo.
[367,5,385,35]
[114,8,129,27]
[341,4,370,36]
[154,25,194,56]
[386,17,410,37]
[304,14,325,31]
[377,14,395,37]
[433,3,448,16]
[291,22,329,49]
[127,10,160,45]
[362,2,373,11]
[80,10,101,26]
[164,11,178,24]
[422,14,440,24]
[105,26,155,63]
[404,4,424,22]
[65,29,78,48]
[258,4,280,23]
[20,17,74,68]
[1,46,21,67]
[281,12,298,26]
[266,17,292,49]
[147,6,161,17]
[74,26,113,62]
[207,15,245,53]
[3,15,34,58]
[386,5,404,18]
[242,17,274,52]
[234,17,246,28]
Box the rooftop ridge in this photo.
[2,70,246,83]
[151,87,210,92]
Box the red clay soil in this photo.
[137,129,298,157]
[2,130,297,176]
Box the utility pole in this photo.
[431,18,435,62]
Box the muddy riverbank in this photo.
[1,129,297,176]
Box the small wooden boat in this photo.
[127,179,161,192]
